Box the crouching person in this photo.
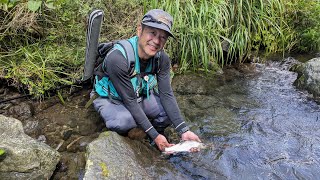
[91,9,201,151]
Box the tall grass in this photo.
[145,0,288,71]
[0,0,141,97]
[0,0,319,97]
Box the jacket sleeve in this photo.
[104,50,159,139]
[156,52,189,135]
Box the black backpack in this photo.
[93,40,136,80]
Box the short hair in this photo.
[141,23,147,32]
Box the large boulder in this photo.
[293,57,320,99]
[0,115,60,179]
[83,131,152,179]
[84,131,195,179]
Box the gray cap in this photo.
[141,9,174,37]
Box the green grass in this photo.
[0,0,319,97]
[146,0,289,70]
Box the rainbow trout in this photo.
[164,141,206,154]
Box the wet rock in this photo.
[52,152,86,180]
[293,57,320,99]
[77,135,98,152]
[188,94,220,109]
[290,63,305,77]
[83,131,189,179]
[62,129,73,140]
[84,131,152,179]
[37,135,47,143]
[23,120,40,134]
[280,57,300,70]
[172,73,223,95]
[0,115,60,180]
[56,161,68,172]
[7,102,34,120]
[233,63,257,74]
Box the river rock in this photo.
[7,102,34,120]
[0,115,60,179]
[172,73,224,95]
[84,131,152,179]
[293,57,320,99]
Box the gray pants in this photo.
[92,92,171,134]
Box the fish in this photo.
[164,140,206,154]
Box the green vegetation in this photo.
[284,0,320,52]
[147,0,319,71]
[0,148,5,156]
[0,148,6,161]
[99,162,109,177]
[0,0,319,97]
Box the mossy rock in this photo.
[293,74,306,88]
[290,63,306,78]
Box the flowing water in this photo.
[158,59,320,179]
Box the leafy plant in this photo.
[0,148,5,156]
[284,0,320,52]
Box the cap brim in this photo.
[141,22,174,37]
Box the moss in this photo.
[293,74,306,88]
[97,131,111,139]
[0,148,6,161]
[0,149,5,156]
[290,63,306,77]
[99,162,109,177]
[103,131,110,137]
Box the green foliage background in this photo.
[0,0,319,97]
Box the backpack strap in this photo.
[116,40,136,76]
[152,51,162,74]
[93,39,135,79]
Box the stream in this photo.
[164,58,320,179]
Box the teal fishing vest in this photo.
[94,36,159,100]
